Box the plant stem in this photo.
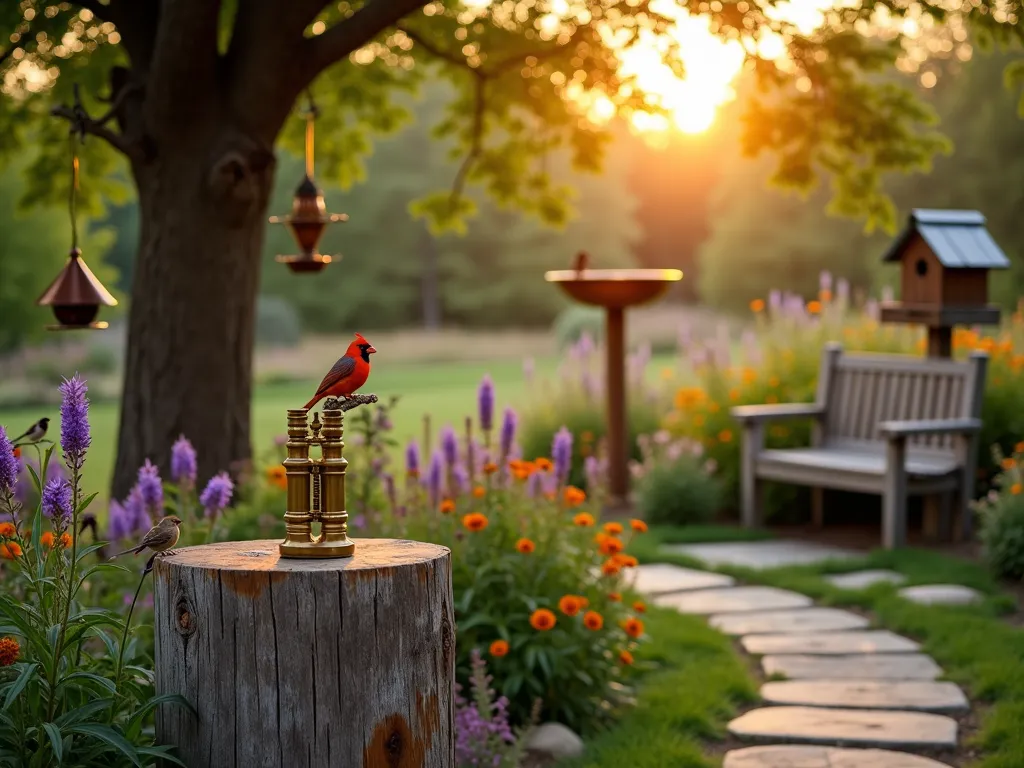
[115,566,149,695]
[46,459,81,722]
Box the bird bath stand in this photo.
[545,266,683,509]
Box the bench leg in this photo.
[938,492,953,542]
[740,423,764,528]
[922,495,940,540]
[811,488,824,528]
[883,437,908,549]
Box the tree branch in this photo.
[450,74,486,207]
[323,394,380,413]
[395,24,473,70]
[308,0,428,75]
[51,102,139,159]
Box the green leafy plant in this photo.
[0,376,190,767]
[632,433,722,527]
[976,444,1024,580]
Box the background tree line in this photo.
[2,49,1021,352]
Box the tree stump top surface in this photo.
[157,538,449,575]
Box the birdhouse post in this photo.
[879,209,1010,358]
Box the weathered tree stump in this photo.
[152,538,454,767]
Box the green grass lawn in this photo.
[646,535,1024,768]
[563,607,756,768]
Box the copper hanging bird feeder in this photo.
[269,92,347,274]
[38,130,118,330]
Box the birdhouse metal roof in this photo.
[882,208,1010,269]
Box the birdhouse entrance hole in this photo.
[915,258,928,277]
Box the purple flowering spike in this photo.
[525,470,543,499]
[41,477,72,523]
[768,290,782,314]
[477,375,495,434]
[452,464,469,495]
[426,452,443,510]
[499,408,517,460]
[552,426,573,484]
[837,278,850,304]
[170,436,197,487]
[199,472,234,517]
[440,426,459,467]
[137,459,164,512]
[58,374,90,465]
[584,455,601,490]
[819,270,833,292]
[0,427,17,497]
[405,440,420,477]
[383,474,397,509]
[124,487,152,534]
[106,499,133,541]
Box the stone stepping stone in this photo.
[628,563,734,595]
[724,745,953,767]
[760,680,969,713]
[898,584,983,606]
[727,706,957,749]
[827,570,907,590]
[663,540,861,569]
[742,630,919,656]
[655,586,812,615]
[762,653,942,680]
[712,608,870,636]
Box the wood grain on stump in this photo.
[153,538,454,767]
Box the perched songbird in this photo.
[303,333,376,410]
[12,417,49,446]
[108,516,183,560]
[573,251,589,275]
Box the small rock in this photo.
[524,722,584,760]
[826,569,907,590]
[898,584,983,606]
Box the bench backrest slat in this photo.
[817,343,987,454]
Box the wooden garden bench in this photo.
[731,343,988,549]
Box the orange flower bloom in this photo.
[601,559,622,576]
[559,595,583,616]
[40,531,55,548]
[11,446,19,459]
[0,522,15,538]
[613,554,638,568]
[718,429,733,444]
[472,486,486,498]
[535,458,553,472]
[483,462,498,475]
[59,532,72,549]
[573,512,595,527]
[563,486,586,507]
[489,639,510,658]
[440,499,456,514]
[603,522,623,535]
[0,542,22,559]
[583,611,604,630]
[265,465,287,491]
[1016,442,1024,454]
[0,636,19,667]
[633,601,647,613]
[607,592,622,602]
[597,536,624,556]
[1002,457,1016,470]
[1012,483,1023,496]
[807,300,822,314]
[629,519,648,533]
[462,512,488,532]
[515,538,536,554]
[618,649,634,665]
[749,298,765,313]
[578,596,590,608]
[819,289,833,303]
[530,608,556,631]
[509,459,536,480]
[622,617,645,638]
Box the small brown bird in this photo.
[573,251,589,275]
[108,516,183,560]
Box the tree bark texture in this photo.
[153,538,455,767]
[112,127,275,498]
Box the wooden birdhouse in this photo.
[879,209,1010,357]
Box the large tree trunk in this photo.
[111,121,276,498]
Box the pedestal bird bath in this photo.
[545,262,683,505]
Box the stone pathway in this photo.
[633,549,978,768]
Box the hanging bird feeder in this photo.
[37,125,118,331]
[269,91,347,274]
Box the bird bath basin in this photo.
[545,267,683,506]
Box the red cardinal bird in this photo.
[303,333,377,410]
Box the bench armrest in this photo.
[731,403,825,425]
[878,418,982,438]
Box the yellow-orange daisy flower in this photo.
[559,595,583,617]
[633,601,647,614]
[483,462,498,475]
[0,637,19,667]
[603,522,623,535]
[59,532,72,549]
[0,522,15,538]
[749,298,765,313]
[597,536,624,556]
[630,519,648,533]
[472,486,486,498]
[618,649,634,665]
[622,617,645,638]
[1002,457,1016,470]
[462,512,488,532]
[1012,483,1023,495]
[563,486,586,507]
[489,639,510,658]
[601,559,622,576]
[608,592,622,602]
[515,538,535,554]
[265,465,287,490]
[40,531,55,549]
[530,609,556,631]
[573,512,595,527]
[440,499,456,514]
[535,458,553,472]
[583,611,604,631]
[0,542,22,559]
